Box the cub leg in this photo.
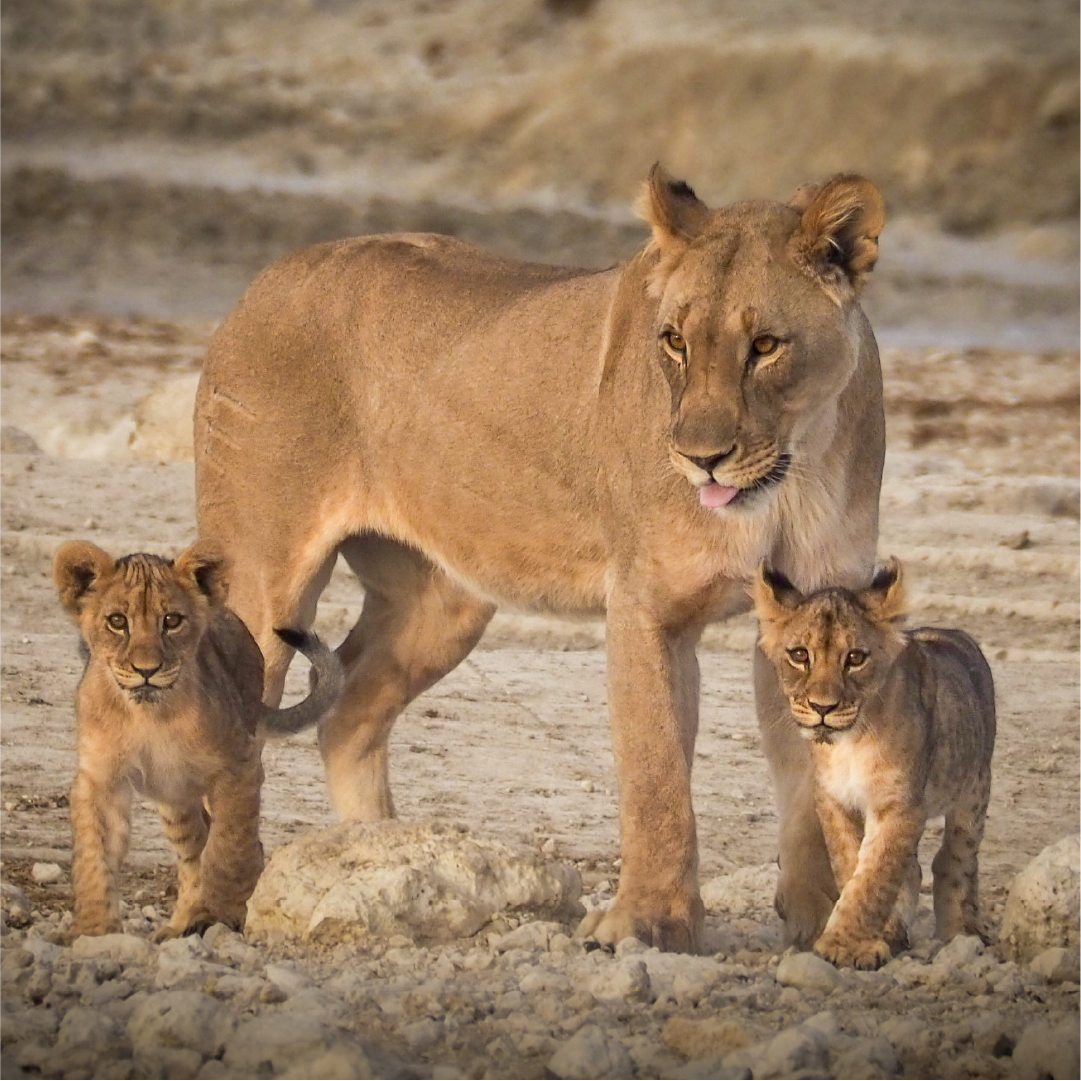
[154,800,211,941]
[884,854,922,953]
[815,797,922,970]
[189,762,265,936]
[932,772,990,941]
[754,649,837,947]
[320,537,494,822]
[70,771,132,937]
[577,602,704,953]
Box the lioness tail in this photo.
[259,627,343,736]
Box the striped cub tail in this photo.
[259,628,343,736]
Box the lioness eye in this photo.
[846,650,868,668]
[661,330,687,360]
[163,613,184,631]
[106,613,127,632]
[786,647,809,666]
[752,335,778,356]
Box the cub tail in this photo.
[259,627,343,736]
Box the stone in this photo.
[223,1012,348,1075]
[0,1004,60,1046]
[129,373,200,462]
[833,1036,902,1079]
[775,951,844,993]
[754,1022,830,1078]
[0,881,31,927]
[279,1041,372,1079]
[1029,946,1081,983]
[30,863,63,885]
[1011,1017,1080,1080]
[128,991,237,1063]
[1000,836,1080,962]
[932,934,984,968]
[587,958,651,1002]
[0,425,42,454]
[401,1017,444,1053]
[638,952,723,1004]
[662,1016,760,1059]
[72,933,154,967]
[246,821,583,943]
[549,1024,634,1080]
[492,920,565,953]
[46,1007,129,1073]
[700,864,778,919]
[264,962,314,996]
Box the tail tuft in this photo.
[274,627,307,650]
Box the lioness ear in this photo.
[637,163,710,251]
[174,541,230,607]
[753,564,805,622]
[54,541,114,616]
[860,557,906,623]
[790,174,885,289]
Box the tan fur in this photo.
[194,167,887,952]
[754,561,996,968]
[54,540,342,940]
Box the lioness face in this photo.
[54,541,229,706]
[640,168,884,512]
[753,560,906,741]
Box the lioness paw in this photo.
[577,897,702,954]
[775,878,835,950]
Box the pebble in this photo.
[1029,945,1081,984]
[549,1023,633,1080]
[775,950,844,992]
[30,863,63,885]
[128,990,237,1062]
[588,958,651,1002]
[222,1012,351,1075]
[72,933,154,967]
[1012,1017,1080,1079]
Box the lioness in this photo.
[753,560,996,969]
[194,166,886,950]
[54,540,343,939]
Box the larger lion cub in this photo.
[754,559,995,969]
[54,540,342,940]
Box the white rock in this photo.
[129,373,200,462]
[775,951,844,992]
[1011,1017,1080,1079]
[401,1017,444,1053]
[49,1007,129,1071]
[549,1023,634,1079]
[264,962,314,996]
[1001,836,1080,962]
[1029,946,1081,984]
[493,920,565,953]
[0,881,31,927]
[754,1021,829,1078]
[587,958,651,1002]
[638,952,723,1004]
[30,863,63,885]
[700,864,778,918]
[72,933,154,967]
[246,821,582,943]
[128,991,237,1062]
[223,1013,348,1075]
[279,1042,372,1080]
[834,1036,901,1079]
[932,934,984,968]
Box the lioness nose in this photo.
[809,700,839,719]
[685,447,736,474]
[133,663,161,680]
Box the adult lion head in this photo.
[639,165,884,512]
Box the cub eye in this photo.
[163,613,184,631]
[751,335,779,356]
[106,613,127,632]
[845,650,868,668]
[786,647,809,667]
[660,330,687,361]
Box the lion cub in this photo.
[754,559,995,969]
[54,540,343,940]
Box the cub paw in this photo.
[814,932,892,970]
[577,893,703,954]
[883,914,911,954]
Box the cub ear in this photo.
[790,173,885,289]
[637,163,710,252]
[174,541,230,607]
[860,557,906,623]
[54,541,114,616]
[753,564,805,621]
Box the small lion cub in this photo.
[754,559,995,970]
[54,540,342,940]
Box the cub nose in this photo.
[685,446,736,474]
[809,700,839,719]
[132,663,161,680]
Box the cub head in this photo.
[54,540,229,704]
[638,164,885,511]
[753,559,906,740]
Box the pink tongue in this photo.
[699,482,740,508]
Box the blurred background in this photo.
[2,0,1078,347]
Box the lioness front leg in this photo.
[754,650,837,946]
[578,600,703,953]
[70,770,131,938]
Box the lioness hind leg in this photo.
[322,536,495,822]
[154,801,211,941]
[933,775,990,942]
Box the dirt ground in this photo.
[1,315,1077,914]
